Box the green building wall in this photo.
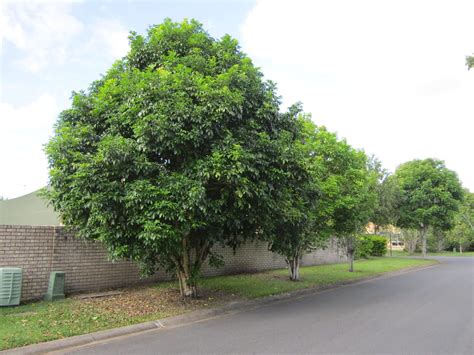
[0,189,60,226]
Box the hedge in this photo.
[355,236,373,259]
[355,235,388,258]
[369,235,388,256]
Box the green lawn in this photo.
[0,257,436,350]
[200,257,437,298]
[387,250,474,257]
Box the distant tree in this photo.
[428,227,447,253]
[44,19,301,298]
[394,159,464,257]
[467,54,474,70]
[447,190,474,253]
[367,156,386,234]
[401,228,419,254]
[368,157,400,233]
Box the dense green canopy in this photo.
[394,158,463,256]
[447,189,474,252]
[266,116,377,277]
[467,54,473,70]
[45,19,301,297]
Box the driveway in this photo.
[62,257,474,354]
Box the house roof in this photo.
[0,189,61,226]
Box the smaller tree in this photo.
[266,116,337,281]
[428,227,447,253]
[394,159,463,257]
[401,228,419,254]
[369,164,400,234]
[467,54,474,70]
[331,146,377,272]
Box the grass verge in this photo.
[0,257,436,350]
[200,257,437,298]
[386,250,474,257]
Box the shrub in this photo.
[355,236,373,259]
[369,236,388,256]
[355,235,388,258]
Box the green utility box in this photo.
[0,267,23,306]
[44,271,65,301]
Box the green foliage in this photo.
[393,159,463,256]
[266,116,362,280]
[426,227,447,252]
[44,19,299,296]
[368,157,400,231]
[394,159,463,231]
[327,143,377,271]
[331,149,377,239]
[467,55,474,70]
[265,115,378,278]
[400,228,420,254]
[446,189,474,252]
[355,236,373,259]
[355,235,387,258]
[368,235,388,256]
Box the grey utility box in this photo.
[44,271,65,301]
[0,267,23,306]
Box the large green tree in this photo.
[394,159,463,257]
[45,19,299,297]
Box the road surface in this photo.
[63,257,474,354]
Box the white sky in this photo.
[0,0,473,198]
[0,0,130,198]
[241,0,474,190]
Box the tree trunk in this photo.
[174,234,201,299]
[420,225,428,258]
[460,244,463,254]
[421,235,427,258]
[288,254,300,281]
[349,251,354,272]
[346,236,355,272]
[435,231,444,253]
[389,233,393,257]
[177,270,197,298]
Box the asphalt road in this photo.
[64,257,474,354]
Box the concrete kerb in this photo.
[1,261,440,355]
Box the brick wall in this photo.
[0,225,346,302]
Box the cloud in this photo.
[0,1,84,72]
[0,94,59,198]
[88,19,130,59]
[241,0,474,190]
[1,1,130,73]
